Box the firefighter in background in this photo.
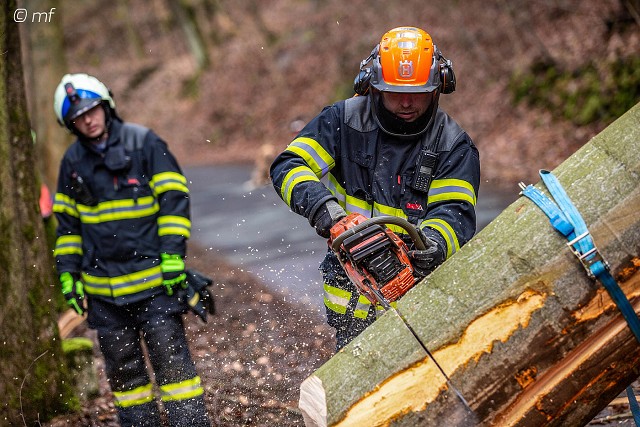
[270,27,480,350]
[52,73,210,426]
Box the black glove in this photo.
[185,269,216,323]
[408,228,445,277]
[310,200,347,238]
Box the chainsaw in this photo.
[328,213,427,303]
[328,212,472,412]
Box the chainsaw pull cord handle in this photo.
[330,216,427,252]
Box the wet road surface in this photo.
[186,165,519,315]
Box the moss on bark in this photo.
[0,1,79,423]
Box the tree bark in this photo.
[299,101,640,427]
[0,1,77,423]
[18,0,68,190]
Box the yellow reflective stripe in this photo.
[285,137,334,177]
[82,265,163,297]
[281,166,320,205]
[77,196,159,224]
[324,174,345,203]
[354,294,373,319]
[160,376,204,402]
[323,283,350,314]
[189,292,200,307]
[428,178,476,206]
[325,175,372,216]
[113,383,154,408]
[421,218,460,258]
[355,296,396,318]
[157,215,191,238]
[54,235,83,257]
[373,203,407,218]
[373,203,410,235]
[345,193,372,216]
[53,193,79,218]
[324,284,394,319]
[150,172,189,195]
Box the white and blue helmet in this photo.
[53,73,115,130]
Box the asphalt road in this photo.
[185,165,518,316]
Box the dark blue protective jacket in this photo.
[271,95,480,259]
[53,119,191,305]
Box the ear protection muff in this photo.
[353,45,379,96]
[353,68,372,96]
[437,49,456,94]
[353,44,457,95]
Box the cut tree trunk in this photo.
[299,102,640,427]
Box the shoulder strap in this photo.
[344,96,377,132]
[120,123,149,152]
[419,110,465,153]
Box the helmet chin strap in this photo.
[370,90,440,140]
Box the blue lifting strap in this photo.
[520,169,640,425]
[629,386,640,426]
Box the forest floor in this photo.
[45,243,335,427]
[45,241,640,427]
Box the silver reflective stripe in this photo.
[113,383,154,408]
[324,283,350,314]
[160,376,204,402]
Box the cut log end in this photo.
[299,375,327,427]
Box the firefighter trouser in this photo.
[88,293,210,427]
[320,251,379,351]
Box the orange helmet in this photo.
[370,27,443,93]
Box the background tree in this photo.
[0,1,77,423]
[166,0,210,71]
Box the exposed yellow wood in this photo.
[335,290,546,426]
[57,309,86,339]
[608,396,635,407]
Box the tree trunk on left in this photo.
[18,0,69,190]
[0,1,77,423]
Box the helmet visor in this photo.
[371,55,440,93]
[62,89,103,122]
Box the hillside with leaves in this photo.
[55,0,640,188]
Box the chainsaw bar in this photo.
[368,284,472,412]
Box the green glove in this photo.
[60,272,85,315]
[160,253,187,295]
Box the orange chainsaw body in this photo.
[328,213,416,303]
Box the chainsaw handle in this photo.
[330,216,427,252]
